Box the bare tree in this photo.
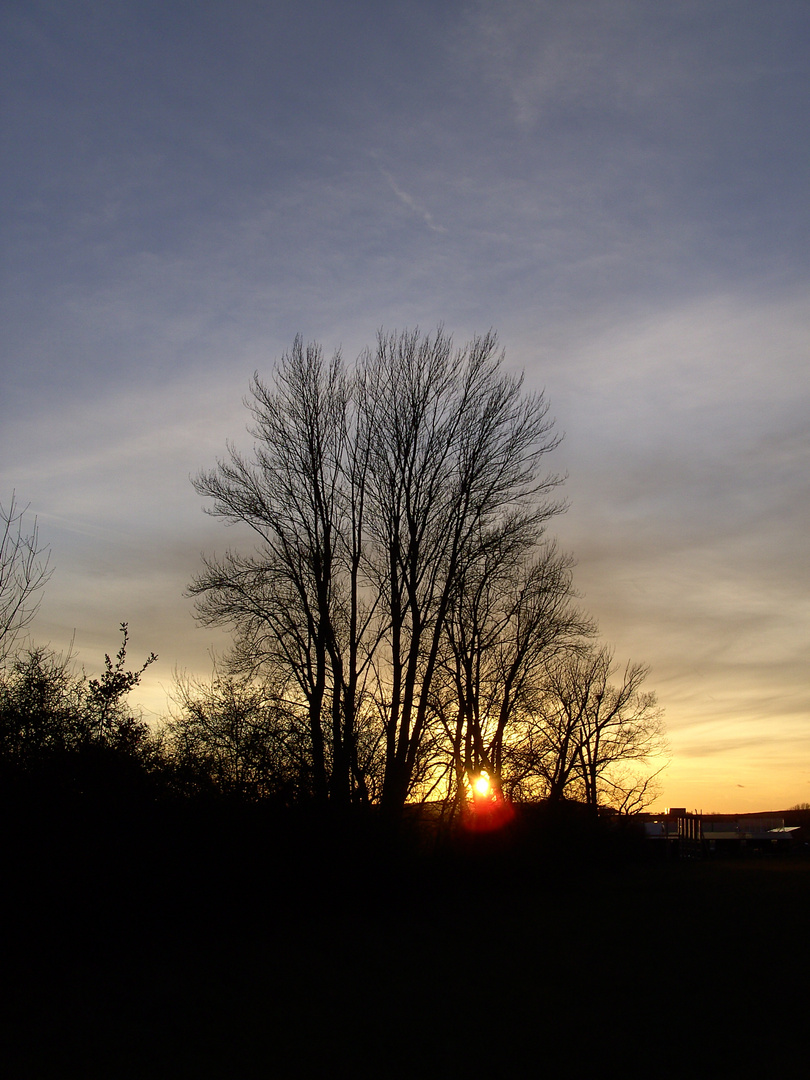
[191,338,342,804]
[190,336,381,808]
[572,649,665,812]
[439,540,590,813]
[526,645,666,812]
[0,493,52,665]
[86,622,157,747]
[190,328,567,815]
[164,669,309,802]
[358,328,564,810]
[189,329,664,818]
[0,642,84,766]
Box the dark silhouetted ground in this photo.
[2,800,808,1077]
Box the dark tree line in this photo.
[0,625,160,805]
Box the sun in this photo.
[464,769,515,832]
[472,773,491,797]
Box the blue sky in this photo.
[2,0,809,811]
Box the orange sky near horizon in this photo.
[3,2,808,815]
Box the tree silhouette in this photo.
[190,328,664,817]
[503,645,666,811]
[0,625,159,801]
[86,622,157,747]
[0,492,52,666]
[191,329,569,812]
[164,668,313,802]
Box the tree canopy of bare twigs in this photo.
[190,328,665,815]
[503,645,667,812]
[0,493,52,666]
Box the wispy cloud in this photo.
[379,167,447,234]
[2,0,809,811]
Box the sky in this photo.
[2,0,808,813]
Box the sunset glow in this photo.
[3,3,809,813]
[473,773,491,798]
[465,772,515,833]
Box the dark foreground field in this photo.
[2,802,808,1078]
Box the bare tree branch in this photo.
[0,492,52,665]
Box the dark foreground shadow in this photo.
[2,795,809,1078]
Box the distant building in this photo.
[701,817,800,853]
[641,809,801,856]
[643,808,703,857]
